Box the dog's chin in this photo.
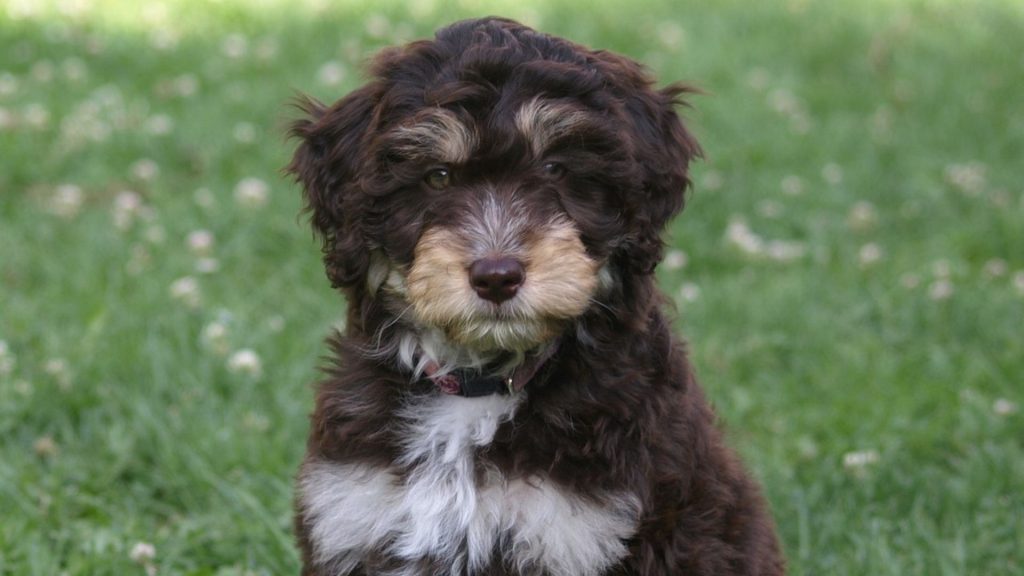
[441,315,561,353]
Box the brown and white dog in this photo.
[287,17,784,576]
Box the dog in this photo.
[286,17,784,576]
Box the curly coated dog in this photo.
[287,17,784,576]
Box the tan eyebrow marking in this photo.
[391,109,476,164]
[514,98,590,156]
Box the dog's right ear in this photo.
[287,86,378,289]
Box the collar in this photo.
[420,341,560,397]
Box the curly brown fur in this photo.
[287,17,784,576]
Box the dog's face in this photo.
[289,18,700,353]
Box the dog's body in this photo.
[288,18,784,576]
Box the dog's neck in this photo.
[419,339,560,397]
[389,326,559,396]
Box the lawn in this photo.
[1,0,1022,574]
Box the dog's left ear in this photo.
[596,53,703,275]
[286,86,379,289]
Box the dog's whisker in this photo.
[586,296,616,315]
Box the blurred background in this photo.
[1,0,1022,574]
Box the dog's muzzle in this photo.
[405,194,598,351]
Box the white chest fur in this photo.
[299,394,639,576]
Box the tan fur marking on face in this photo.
[406,227,473,328]
[518,219,599,319]
[406,220,599,352]
[393,109,476,164]
[514,98,590,156]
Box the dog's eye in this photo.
[424,168,451,190]
[541,162,565,179]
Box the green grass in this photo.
[1,0,1022,574]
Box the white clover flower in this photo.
[150,31,177,53]
[662,249,688,270]
[23,103,49,128]
[234,177,269,209]
[822,162,843,185]
[842,449,879,470]
[700,170,723,191]
[131,158,159,181]
[928,279,954,301]
[59,103,112,144]
[30,60,54,82]
[656,22,685,49]
[871,106,892,140]
[255,37,279,61]
[944,161,986,196]
[768,88,799,115]
[780,175,804,196]
[62,57,87,82]
[982,258,1007,278]
[201,321,231,356]
[796,436,819,460]
[990,188,1011,208]
[222,33,248,59]
[317,61,346,86]
[267,315,285,333]
[33,436,58,458]
[932,259,952,278]
[678,282,701,303]
[43,358,72,390]
[993,398,1018,416]
[195,258,220,274]
[900,273,920,289]
[186,229,215,256]
[0,72,18,96]
[56,0,89,17]
[125,244,151,276]
[227,349,262,378]
[243,411,270,432]
[789,112,811,135]
[141,2,169,25]
[169,276,201,309]
[757,200,783,219]
[765,240,806,262]
[725,218,764,255]
[6,0,39,19]
[144,224,166,245]
[1013,271,1024,296]
[112,191,143,230]
[193,187,216,209]
[847,201,877,232]
[173,74,198,97]
[0,340,14,376]
[233,122,256,144]
[746,67,770,91]
[725,218,806,261]
[49,184,84,220]
[365,13,391,38]
[129,541,156,564]
[858,243,883,267]
[144,114,174,135]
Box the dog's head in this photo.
[288,17,700,355]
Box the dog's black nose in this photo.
[469,257,525,304]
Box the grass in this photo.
[1,0,1022,574]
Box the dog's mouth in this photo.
[414,286,571,352]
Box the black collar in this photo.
[420,340,560,397]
